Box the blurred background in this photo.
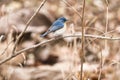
[0,0,120,80]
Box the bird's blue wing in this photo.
[49,20,64,32]
[40,19,65,37]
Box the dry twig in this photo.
[62,0,82,19]
[98,0,109,80]
[0,33,120,65]
[80,0,86,80]
[12,0,47,54]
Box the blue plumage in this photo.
[40,17,67,37]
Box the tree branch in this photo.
[12,0,47,54]
[80,0,86,80]
[0,33,120,65]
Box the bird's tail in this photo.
[40,31,49,37]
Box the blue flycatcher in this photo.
[40,17,67,37]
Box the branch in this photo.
[0,39,14,55]
[62,0,82,19]
[80,0,86,80]
[12,0,47,54]
[0,33,120,65]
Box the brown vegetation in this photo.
[0,0,120,80]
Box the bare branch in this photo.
[0,39,14,55]
[80,0,86,80]
[62,0,82,19]
[12,0,47,54]
[0,33,120,65]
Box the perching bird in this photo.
[40,17,68,37]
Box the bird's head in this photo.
[58,17,68,22]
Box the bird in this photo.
[40,17,68,37]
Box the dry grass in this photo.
[0,0,120,80]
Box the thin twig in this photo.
[0,39,14,55]
[0,33,120,65]
[99,0,109,80]
[12,0,47,54]
[80,0,86,80]
[62,0,82,19]
[98,48,103,80]
[85,30,115,48]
